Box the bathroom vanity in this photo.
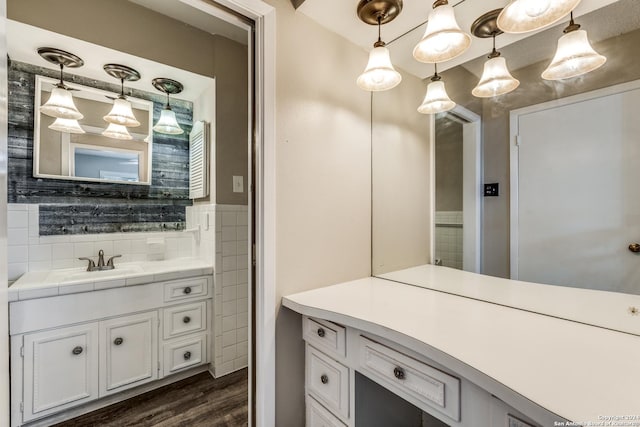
[283,272,640,426]
[8,259,214,427]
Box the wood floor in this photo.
[53,369,248,427]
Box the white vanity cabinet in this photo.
[10,275,213,427]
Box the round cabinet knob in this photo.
[393,367,406,380]
[72,346,83,355]
[184,351,192,360]
[183,316,191,324]
[183,287,192,295]
[317,328,325,338]
[113,337,124,346]
[320,374,329,385]
[629,243,640,253]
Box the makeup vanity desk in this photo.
[282,271,640,426]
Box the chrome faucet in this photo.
[79,250,122,272]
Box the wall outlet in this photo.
[233,176,244,193]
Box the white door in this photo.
[23,323,99,422]
[99,311,158,396]
[512,82,640,294]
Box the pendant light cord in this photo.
[488,33,500,58]
[431,63,442,81]
[58,64,64,87]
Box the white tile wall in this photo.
[434,211,463,270]
[7,203,195,282]
[187,203,249,377]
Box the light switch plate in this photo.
[233,176,244,193]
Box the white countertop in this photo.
[380,264,640,336]
[9,258,213,301]
[282,276,640,423]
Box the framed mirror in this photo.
[34,75,153,185]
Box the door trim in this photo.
[509,78,640,279]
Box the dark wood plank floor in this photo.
[53,369,248,427]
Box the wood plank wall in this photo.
[7,61,193,235]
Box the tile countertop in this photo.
[9,258,214,302]
[282,276,640,424]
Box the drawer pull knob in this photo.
[183,287,192,294]
[113,337,124,346]
[393,367,406,380]
[184,351,192,360]
[320,374,329,385]
[183,316,191,324]
[317,328,325,338]
[72,346,83,355]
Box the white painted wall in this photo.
[0,0,9,423]
[265,0,372,425]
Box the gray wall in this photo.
[443,27,640,278]
[435,117,463,212]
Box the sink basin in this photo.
[46,265,145,284]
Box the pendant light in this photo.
[542,12,606,81]
[103,64,141,127]
[413,0,471,64]
[49,118,85,134]
[102,123,133,140]
[471,9,520,98]
[37,47,84,120]
[152,78,184,135]
[497,0,581,34]
[418,64,456,114]
[356,0,403,92]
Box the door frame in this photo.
[509,78,640,279]
[430,105,482,273]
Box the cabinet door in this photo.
[99,311,158,396]
[23,323,99,422]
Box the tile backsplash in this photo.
[434,211,463,270]
[7,203,194,282]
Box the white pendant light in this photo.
[471,10,520,98]
[103,64,141,127]
[418,65,456,114]
[413,0,471,64]
[49,117,85,134]
[102,123,133,140]
[497,0,581,34]
[542,13,606,80]
[37,48,85,120]
[152,78,184,135]
[356,0,403,92]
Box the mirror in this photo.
[34,75,153,185]
[372,0,640,301]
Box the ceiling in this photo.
[298,0,623,79]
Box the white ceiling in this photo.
[7,20,214,102]
[298,0,622,79]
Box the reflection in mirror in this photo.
[372,0,640,302]
[34,76,153,185]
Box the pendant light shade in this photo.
[473,57,520,97]
[104,97,140,127]
[413,0,471,63]
[37,48,85,120]
[418,66,455,114]
[48,117,85,134]
[103,64,141,127]
[102,123,133,140]
[542,26,606,80]
[153,108,184,135]
[40,86,84,120]
[497,0,581,34]
[152,78,184,135]
[357,45,402,91]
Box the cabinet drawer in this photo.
[307,395,348,427]
[358,336,460,422]
[163,277,209,303]
[306,345,349,419]
[303,317,346,358]
[163,334,208,376]
[163,301,207,340]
